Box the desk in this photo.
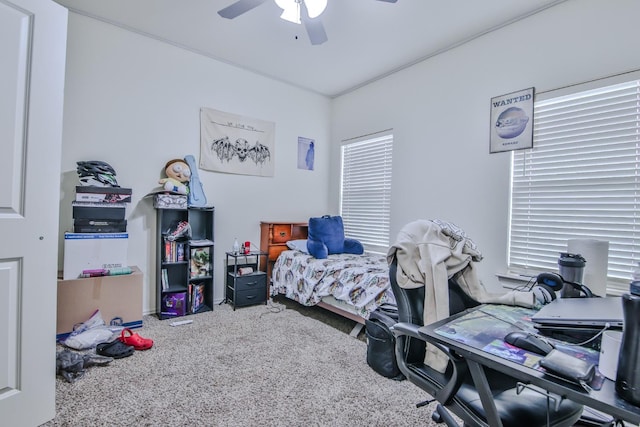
[419,305,640,426]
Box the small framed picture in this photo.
[297,136,315,171]
[490,87,534,153]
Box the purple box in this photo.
[161,292,187,317]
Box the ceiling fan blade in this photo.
[300,1,328,45]
[303,18,328,45]
[217,0,268,19]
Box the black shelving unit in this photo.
[155,203,215,320]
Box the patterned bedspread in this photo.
[271,250,396,319]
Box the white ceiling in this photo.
[54,0,566,98]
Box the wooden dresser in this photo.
[260,221,309,288]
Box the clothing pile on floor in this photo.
[56,309,154,383]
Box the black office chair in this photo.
[389,256,584,427]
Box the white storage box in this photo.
[63,232,129,279]
[153,193,187,209]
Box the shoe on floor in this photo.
[119,328,153,350]
[96,340,134,359]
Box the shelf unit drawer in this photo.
[231,287,266,307]
[271,224,292,243]
[229,272,266,292]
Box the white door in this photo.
[0,0,67,425]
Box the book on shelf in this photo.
[164,240,172,262]
[190,246,211,278]
[191,283,205,313]
[176,242,185,261]
[164,240,186,263]
[161,268,169,290]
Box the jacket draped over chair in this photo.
[388,219,535,372]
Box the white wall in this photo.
[61,1,640,314]
[60,14,331,313]
[330,0,640,289]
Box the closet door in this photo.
[0,0,67,425]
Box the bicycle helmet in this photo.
[76,161,119,187]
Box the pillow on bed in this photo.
[307,215,364,259]
[286,239,309,253]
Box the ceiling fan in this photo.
[217,0,398,46]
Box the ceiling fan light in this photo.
[280,8,300,24]
[305,0,327,19]
[275,0,301,24]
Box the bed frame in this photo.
[316,296,365,337]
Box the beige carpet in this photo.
[43,296,443,426]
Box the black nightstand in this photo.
[225,251,267,310]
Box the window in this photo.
[508,74,640,292]
[340,132,393,254]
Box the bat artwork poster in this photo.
[199,107,275,177]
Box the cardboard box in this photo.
[56,266,143,340]
[63,232,128,279]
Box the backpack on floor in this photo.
[365,304,405,381]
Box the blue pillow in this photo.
[344,237,364,255]
[307,215,364,259]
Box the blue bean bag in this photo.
[307,215,364,259]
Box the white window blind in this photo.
[509,77,640,291]
[340,133,393,254]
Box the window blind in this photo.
[340,134,393,254]
[509,78,640,291]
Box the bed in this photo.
[270,249,396,335]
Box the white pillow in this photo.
[286,239,309,253]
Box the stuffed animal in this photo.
[159,159,191,195]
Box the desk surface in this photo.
[419,305,640,425]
